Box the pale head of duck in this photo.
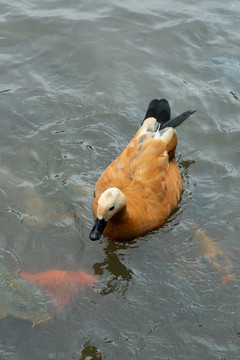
[97,187,126,222]
[89,187,126,241]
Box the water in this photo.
[1,0,240,359]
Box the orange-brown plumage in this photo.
[90,99,196,242]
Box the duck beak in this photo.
[89,217,107,241]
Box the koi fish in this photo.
[196,228,235,284]
[0,167,85,227]
[0,264,51,326]
[19,269,98,307]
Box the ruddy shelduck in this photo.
[90,99,196,242]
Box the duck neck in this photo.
[111,204,128,223]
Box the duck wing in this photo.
[94,118,174,198]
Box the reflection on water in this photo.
[94,241,133,296]
[72,342,102,360]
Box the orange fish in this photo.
[90,99,196,241]
[196,229,235,284]
[19,270,98,307]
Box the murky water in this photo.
[1,0,240,359]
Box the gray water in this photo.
[1,0,240,359]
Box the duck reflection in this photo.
[178,159,196,186]
[93,241,135,296]
[73,341,102,360]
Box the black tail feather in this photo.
[143,98,171,126]
[160,110,197,130]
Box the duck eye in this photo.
[109,205,115,211]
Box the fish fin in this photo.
[32,315,52,327]
[221,274,235,285]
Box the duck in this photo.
[89,99,196,242]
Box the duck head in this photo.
[89,187,126,241]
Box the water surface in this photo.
[0,0,240,359]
